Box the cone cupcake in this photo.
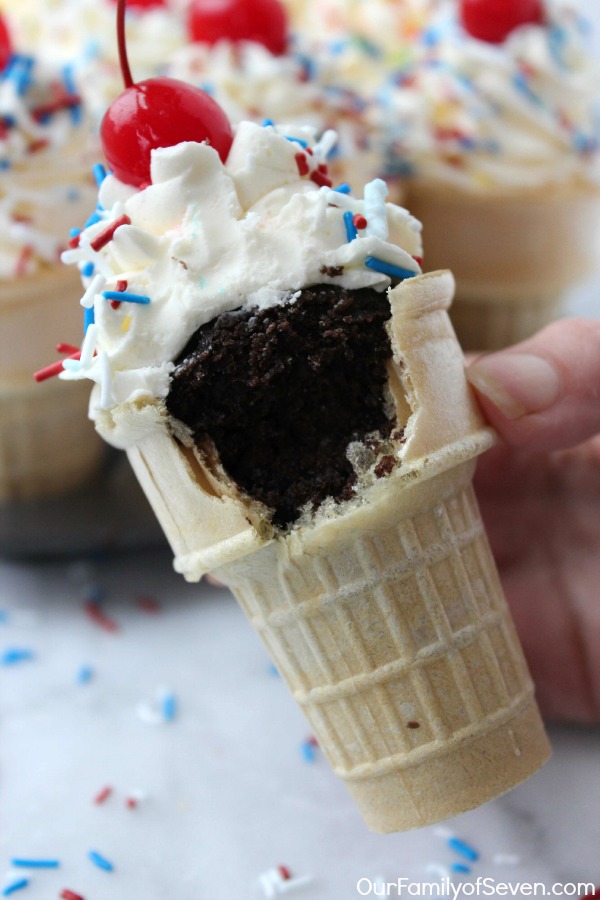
[61,91,550,828]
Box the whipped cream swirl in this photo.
[60,122,422,447]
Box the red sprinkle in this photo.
[137,595,161,613]
[116,279,128,292]
[34,351,81,383]
[90,214,131,252]
[68,233,81,249]
[83,601,119,633]
[412,255,423,266]
[15,245,34,278]
[278,866,292,881]
[32,93,81,123]
[56,343,81,355]
[94,785,113,805]
[125,797,138,809]
[294,152,309,177]
[310,170,333,188]
[28,138,50,154]
[352,214,367,230]
[60,891,85,900]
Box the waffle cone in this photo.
[405,182,600,350]
[0,267,105,501]
[122,270,550,830]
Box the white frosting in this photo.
[0,55,97,278]
[60,122,422,448]
[376,0,600,191]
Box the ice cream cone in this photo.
[0,266,105,501]
[123,270,550,830]
[405,182,600,352]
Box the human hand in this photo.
[466,319,600,723]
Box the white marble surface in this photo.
[0,546,599,900]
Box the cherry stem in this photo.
[117,0,134,89]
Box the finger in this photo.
[466,318,600,453]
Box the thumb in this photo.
[466,319,600,452]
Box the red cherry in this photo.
[188,0,288,56]
[460,0,544,44]
[101,0,233,187]
[0,15,13,72]
[101,77,233,186]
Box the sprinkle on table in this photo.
[1,878,29,896]
[87,851,114,873]
[93,785,113,805]
[83,601,119,634]
[60,890,85,900]
[447,836,479,862]
[10,860,59,869]
[1,648,35,666]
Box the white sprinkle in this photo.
[314,129,337,161]
[492,854,521,866]
[364,179,389,240]
[80,323,98,368]
[80,273,106,309]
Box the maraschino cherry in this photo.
[101,0,233,187]
[0,15,13,72]
[460,0,544,44]
[188,0,288,56]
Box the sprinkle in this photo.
[90,215,131,252]
[310,169,332,188]
[314,129,337,159]
[34,350,81,383]
[84,211,102,229]
[80,273,106,309]
[76,665,94,685]
[10,860,59,869]
[332,183,351,194]
[161,692,177,721]
[83,601,118,633]
[87,851,114,873]
[125,797,138,809]
[447,837,479,862]
[93,163,107,186]
[364,257,417,281]
[83,307,95,334]
[353,214,367,230]
[14,245,34,278]
[56,343,80,355]
[81,262,95,278]
[451,863,471,874]
[121,315,132,333]
[492,854,520,866]
[101,291,151,305]
[278,867,291,881]
[60,891,85,900]
[343,210,357,242]
[137,596,161,613]
[284,135,308,148]
[1,647,35,665]
[2,878,29,896]
[262,118,274,127]
[300,739,317,763]
[294,152,309,177]
[363,179,389,240]
[94,785,113,805]
[68,234,81,249]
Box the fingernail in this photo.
[467,352,562,420]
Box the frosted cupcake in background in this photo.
[4,0,188,127]
[164,0,383,190]
[0,24,104,502]
[376,0,600,349]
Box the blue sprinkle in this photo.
[364,257,417,281]
[76,664,94,685]
[11,859,59,869]
[451,863,472,874]
[84,306,95,334]
[85,211,102,229]
[343,210,357,242]
[88,851,114,872]
[512,71,542,106]
[300,741,317,763]
[332,183,351,194]
[262,118,274,127]
[199,81,214,96]
[0,159,11,171]
[448,837,479,862]
[1,648,35,666]
[66,188,81,203]
[267,662,280,677]
[102,291,151,305]
[284,135,309,148]
[69,227,81,238]
[162,693,177,721]
[81,261,95,278]
[93,163,107,187]
[2,878,29,896]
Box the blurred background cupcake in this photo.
[374,0,600,349]
[0,18,105,504]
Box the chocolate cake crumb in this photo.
[319,265,344,277]
[374,455,395,478]
[166,284,395,528]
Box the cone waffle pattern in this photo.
[219,468,549,830]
